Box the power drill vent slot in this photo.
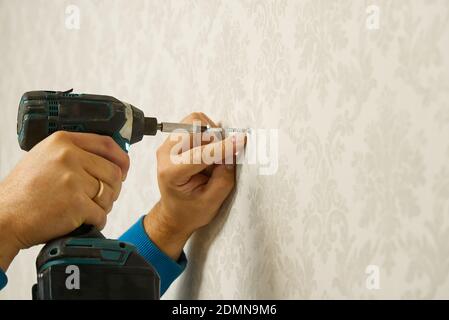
[66,243,93,248]
[61,124,84,132]
[48,122,57,134]
[62,93,80,97]
[48,101,59,117]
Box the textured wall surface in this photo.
[1,0,449,299]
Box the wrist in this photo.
[0,210,21,272]
[144,201,192,261]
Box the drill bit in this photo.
[206,127,250,134]
[143,118,248,136]
[157,122,209,133]
[158,122,249,134]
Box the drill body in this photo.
[17,89,158,152]
[17,89,160,300]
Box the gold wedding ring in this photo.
[94,179,105,202]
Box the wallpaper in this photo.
[0,0,449,299]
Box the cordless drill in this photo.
[17,89,211,300]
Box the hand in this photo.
[144,113,246,260]
[0,132,130,271]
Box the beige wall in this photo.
[1,0,449,299]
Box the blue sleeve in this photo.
[0,269,7,291]
[119,216,187,296]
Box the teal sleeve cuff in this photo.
[119,216,187,296]
[0,269,7,291]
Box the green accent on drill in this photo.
[112,131,130,153]
[65,237,135,251]
[38,239,136,273]
[101,250,122,261]
[40,258,111,272]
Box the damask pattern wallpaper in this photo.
[0,0,448,299]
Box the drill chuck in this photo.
[144,117,158,136]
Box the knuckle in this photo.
[220,176,235,189]
[156,147,164,159]
[157,167,166,180]
[71,192,86,209]
[114,184,122,201]
[191,112,203,120]
[93,212,107,230]
[123,151,131,164]
[105,204,113,215]
[157,165,170,181]
[122,153,131,170]
[102,136,116,149]
[61,171,79,189]
[95,212,108,231]
[100,216,108,229]
[50,131,69,142]
[54,145,75,164]
[112,164,123,181]
[106,189,115,205]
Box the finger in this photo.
[201,164,235,204]
[92,181,116,213]
[66,132,130,180]
[184,113,221,147]
[166,135,244,182]
[80,168,122,202]
[80,169,103,199]
[81,151,123,192]
[199,113,218,128]
[201,165,215,178]
[178,173,210,193]
[181,112,217,127]
[81,195,108,230]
